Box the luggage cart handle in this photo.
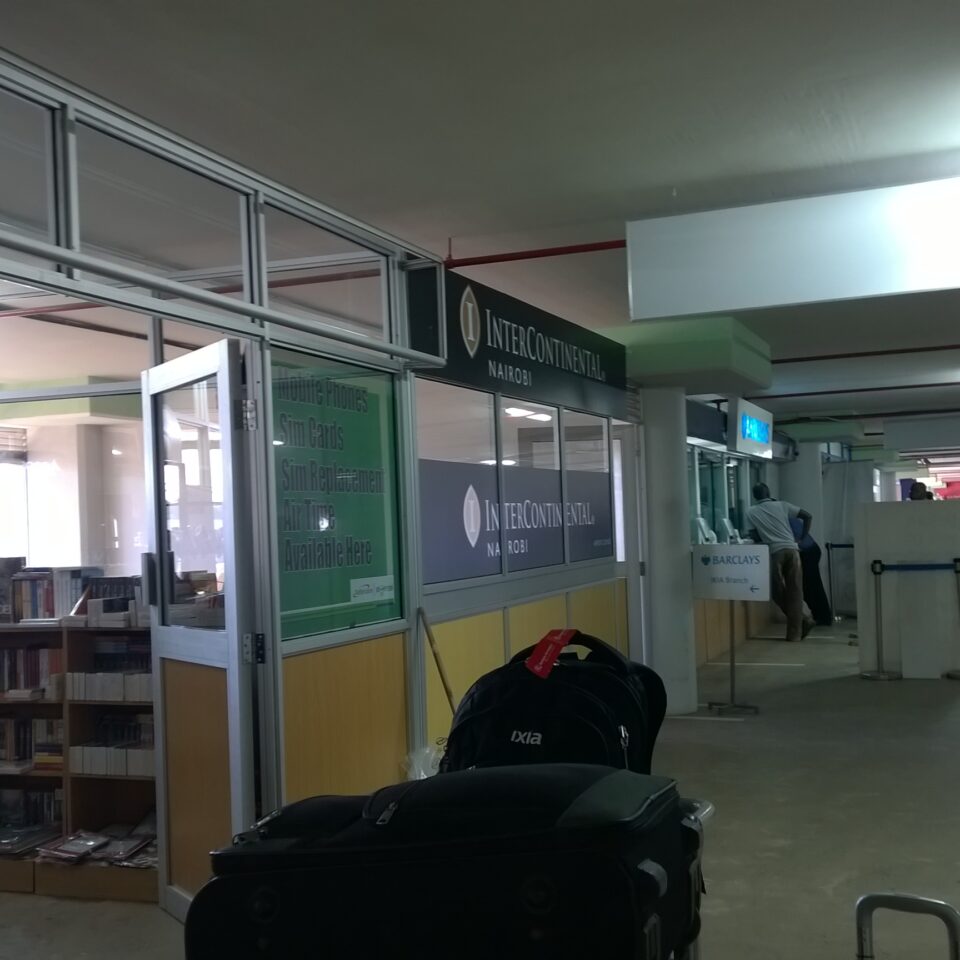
[856,893,960,960]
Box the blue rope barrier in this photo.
[880,563,955,572]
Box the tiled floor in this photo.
[660,623,960,959]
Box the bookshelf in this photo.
[0,623,157,901]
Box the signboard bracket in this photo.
[707,599,759,716]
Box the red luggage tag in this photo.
[525,629,578,679]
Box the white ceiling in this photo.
[3,0,960,434]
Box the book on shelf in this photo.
[0,824,61,858]
[3,689,42,701]
[69,576,150,628]
[66,671,152,702]
[0,646,64,700]
[0,760,33,775]
[0,786,62,831]
[36,814,156,866]
[0,718,63,773]
[0,559,26,624]
[37,831,108,862]
[10,567,103,622]
[70,712,154,777]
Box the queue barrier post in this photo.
[861,560,902,681]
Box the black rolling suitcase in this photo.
[185,764,702,960]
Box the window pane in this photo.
[159,379,224,629]
[0,397,146,617]
[688,447,699,543]
[416,380,500,583]
[0,282,150,385]
[272,350,400,638]
[0,89,51,269]
[499,398,563,572]
[77,124,245,292]
[564,411,613,561]
[265,205,385,340]
[613,437,625,563]
[161,319,224,360]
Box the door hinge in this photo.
[638,560,647,576]
[241,398,258,431]
[254,633,267,665]
[241,633,254,664]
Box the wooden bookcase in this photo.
[0,624,157,901]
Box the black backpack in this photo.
[440,631,667,774]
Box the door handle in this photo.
[141,552,158,606]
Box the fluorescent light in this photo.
[501,459,517,466]
[504,407,534,418]
[110,448,123,456]
[480,459,496,465]
[272,440,285,446]
[527,413,552,422]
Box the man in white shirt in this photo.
[747,483,815,642]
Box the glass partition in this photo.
[272,349,401,638]
[499,398,563,572]
[159,378,225,629]
[563,411,613,561]
[0,283,150,386]
[264,206,386,341]
[0,394,146,615]
[0,89,52,269]
[416,380,501,583]
[77,123,246,297]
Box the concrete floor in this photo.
[659,624,960,959]
[0,623,958,958]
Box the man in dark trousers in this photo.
[747,483,815,641]
[790,515,833,625]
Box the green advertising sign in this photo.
[272,350,401,639]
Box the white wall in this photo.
[25,426,82,567]
[822,460,875,616]
[642,387,697,714]
[779,443,824,536]
[22,422,145,575]
[854,501,960,678]
[88,424,146,576]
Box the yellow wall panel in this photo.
[426,611,504,749]
[614,578,629,656]
[283,633,407,802]
[163,659,231,897]
[507,594,567,658]
[568,582,618,647]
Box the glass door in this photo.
[142,338,255,920]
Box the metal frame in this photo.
[0,229,441,367]
[0,53,449,908]
[0,50,435,263]
[142,339,256,916]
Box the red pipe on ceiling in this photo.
[444,238,626,270]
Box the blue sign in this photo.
[741,413,770,445]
